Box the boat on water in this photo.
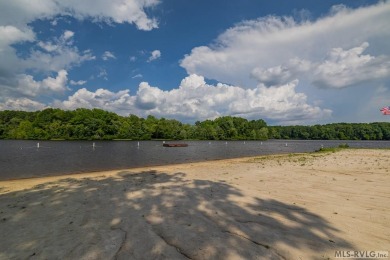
[163,143,188,147]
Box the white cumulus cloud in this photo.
[97,68,108,80]
[251,42,390,88]
[180,2,390,89]
[23,31,95,73]
[70,80,87,86]
[0,0,159,112]
[0,0,160,31]
[102,51,116,61]
[15,70,69,97]
[62,30,74,41]
[147,50,161,62]
[312,42,390,88]
[0,25,35,46]
[54,74,331,124]
[0,69,69,107]
[0,98,47,111]
[0,28,94,106]
[55,88,133,112]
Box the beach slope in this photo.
[1,149,389,259]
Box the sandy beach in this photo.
[1,149,389,259]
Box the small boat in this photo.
[163,143,188,147]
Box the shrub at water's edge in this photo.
[315,143,350,153]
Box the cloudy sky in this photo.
[1,0,389,125]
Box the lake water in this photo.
[1,140,389,180]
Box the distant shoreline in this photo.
[1,109,390,141]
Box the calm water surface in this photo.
[0,140,389,180]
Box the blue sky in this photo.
[1,0,389,125]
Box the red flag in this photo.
[380,106,390,115]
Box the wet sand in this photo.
[0,149,389,259]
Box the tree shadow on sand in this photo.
[0,170,353,259]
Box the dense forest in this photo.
[0,108,389,140]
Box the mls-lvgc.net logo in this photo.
[335,251,389,259]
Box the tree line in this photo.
[0,108,267,140]
[268,123,390,140]
[0,108,389,140]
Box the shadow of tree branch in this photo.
[0,170,353,259]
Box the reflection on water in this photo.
[0,140,389,180]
